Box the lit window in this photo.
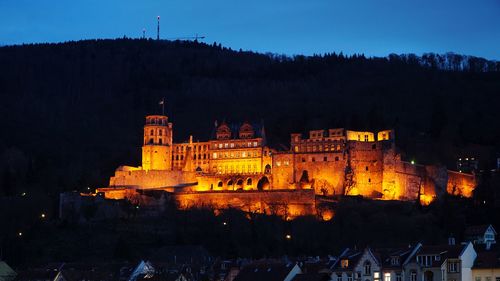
[384,273,391,281]
[341,259,349,268]
[276,161,281,167]
[213,153,217,159]
[224,143,228,148]
[253,141,257,147]
[364,135,369,142]
[230,143,234,148]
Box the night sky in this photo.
[1,0,499,59]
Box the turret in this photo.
[142,115,173,171]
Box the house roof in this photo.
[414,244,467,267]
[0,262,17,281]
[292,273,330,281]
[373,247,414,269]
[465,225,496,237]
[330,248,364,272]
[233,261,297,281]
[473,249,500,269]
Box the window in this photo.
[213,153,217,159]
[324,156,328,162]
[159,139,162,144]
[396,274,401,281]
[384,273,391,281]
[150,129,154,136]
[364,135,369,142]
[391,257,399,266]
[374,272,380,281]
[475,277,481,281]
[224,143,228,148]
[368,178,371,183]
[337,275,343,281]
[312,157,316,162]
[366,166,369,171]
[447,261,459,273]
[335,156,339,161]
[495,278,500,281]
[348,275,353,281]
[253,141,258,147]
[341,259,349,268]
[411,272,417,281]
[159,130,163,136]
[364,262,371,275]
[302,158,306,163]
[230,143,234,148]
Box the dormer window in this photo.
[364,262,371,275]
[341,259,349,268]
[391,257,399,266]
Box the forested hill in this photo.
[0,39,499,195]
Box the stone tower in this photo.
[142,115,173,171]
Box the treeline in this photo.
[3,192,499,266]
[0,39,499,197]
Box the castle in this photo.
[93,114,475,218]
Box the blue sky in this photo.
[1,0,499,59]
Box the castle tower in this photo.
[142,115,173,171]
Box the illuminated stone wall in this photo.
[175,189,316,218]
[347,141,385,197]
[109,169,197,189]
[447,170,475,197]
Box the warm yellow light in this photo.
[285,234,292,239]
[41,213,46,218]
[223,222,227,226]
[18,232,23,236]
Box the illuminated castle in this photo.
[95,113,476,217]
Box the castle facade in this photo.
[95,114,475,217]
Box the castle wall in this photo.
[447,171,475,197]
[174,189,316,218]
[348,141,384,197]
[109,169,197,189]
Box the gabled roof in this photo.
[473,248,500,269]
[233,261,298,281]
[330,248,380,272]
[292,273,330,281]
[413,244,468,267]
[374,246,415,269]
[0,262,16,281]
[465,225,497,237]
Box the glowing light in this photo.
[285,234,292,240]
[223,222,227,226]
[21,192,26,196]
[18,232,23,236]
[411,160,415,165]
[41,213,46,219]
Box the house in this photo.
[0,262,16,281]
[376,244,421,281]
[471,246,500,281]
[404,242,476,281]
[465,225,497,250]
[331,248,382,281]
[232,261,302,281]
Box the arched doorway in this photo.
[227,180,234,190]
[236,179,244,191]
[264,164,271,174]
[217,181,223,188]
[424,271,433,281]
[246,178,252,186]
[257,176,270,191]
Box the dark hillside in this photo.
[0,39,499,194]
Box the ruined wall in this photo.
[447,170,475,197]
[348,141,384,197]
[272,153,295,189]
[194,174,271,192]
[293,152,346,195]
[175,189,316,218]
[394,161,425,201]
[109,169,197,188]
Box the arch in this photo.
[257,176,270,191]
[246,178,252,186]
[227,180,234,190]
[236,179,244,190]
[264,164,271,174]
[195,166,202,173]
[217,181,223,188]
